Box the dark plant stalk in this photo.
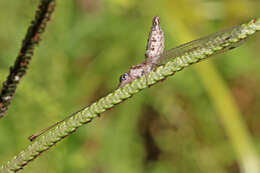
[0,18,259,173]
[0,0,56,118]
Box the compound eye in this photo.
[119,73,128,82]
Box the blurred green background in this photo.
[0,0,260,172]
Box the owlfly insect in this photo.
[119,17,259,87]
[29,17,260,141]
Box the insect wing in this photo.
[156,24,246,65]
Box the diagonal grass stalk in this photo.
[0,18,259,173]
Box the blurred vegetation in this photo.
[0,0,260,173]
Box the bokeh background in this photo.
[0,0,260,172]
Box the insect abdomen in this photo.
[145,16,165,61]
